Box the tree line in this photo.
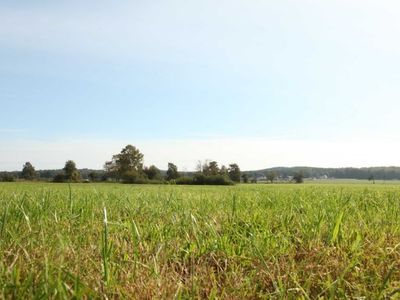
[243,166,400,181]
[3,146,400,183]
[103,145,241,185]
[0,145,243,185]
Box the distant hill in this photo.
[243,166,400,180]
[2,166,400,181]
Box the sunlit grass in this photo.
[0,182,399,298]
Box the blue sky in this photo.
[1,0,400,170]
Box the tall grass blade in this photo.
[102,207,109,285]
[331,211,343,245]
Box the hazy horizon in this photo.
[2,137,400,172]
[2,1,400,171]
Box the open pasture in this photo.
[0,182,399,299]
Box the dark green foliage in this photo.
[173,161,237,185]
[166,163,179,181]
[104,145,145,182]
[26,169,103,181]
[117,145,144,174]
[368,175,375,184]
[143,165,161,180]
[52,173,65,183]
[0,171,18,182]
[228,163,241,182]
[176,174,234,185]
[245,166,400,180]
[9,162,400,183]
[51,161,81,182]
[1,174,15,182]
[241,173,249,183]
[293,171,304,183]
[202,161,220,176]
[21,162,36,180]
[266,171,278,183]
[88,171,98,182]
[174,177,193,185]
[220,165,228,176]
[103,160,119,180]
[63,160,80,182]
[145,179,165,184]
[105,145,143,176]
[122,171,164,184]
[122,170,141,183]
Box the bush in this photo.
[204,175,234,185]
[194,174,234,185]
[146,179,165,185]
[175,177,193,185]
[293,172,304,184]
[176,175,234,186]
[1,175,15,182]
[121,171,164,184]
[122,171,141,183]
[52,173,65,183]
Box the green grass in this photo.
[0,182,399,299]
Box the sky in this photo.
[1,0,400,171]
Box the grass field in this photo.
[0,182,399,299]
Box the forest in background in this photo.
[2,166,400,182]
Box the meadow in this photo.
[0,182,399,299]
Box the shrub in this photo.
[115,170,165,184]
[146,179,165,185]
[176,175,234,186]
[53,172,81,183]
[121,171,160,184]
[52,173,65,183]
[143,165,162,180]
[293,172,304,184]
[1,175,15,182]
[175,177,193,185]
[203,175,234,185]
[122,171,141,183]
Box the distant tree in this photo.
[105,145,144,180]
[1,173,15,182]
[195,160,203,173]
[368,175,375,184]
[38,170,56,179]
[53,173,65,183]
[228,163,241,183]
[293,172,304,184]
[220,165,228,176]
[116,145,144,174]
[210,161,220,175]
[166,163,179,181]
[196,160,211,175]
[241,173,249,183]
[88,171,98,182]
[122,170,142,183]
[251,177,257,184]
[144,165,161,180]
[104,160,118,180]
[266,171,277,183]
[63,160,80,182]
[64,160,76,177]
[22,162,36,180]
[176,174,233,185]
[202,161,220,176]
